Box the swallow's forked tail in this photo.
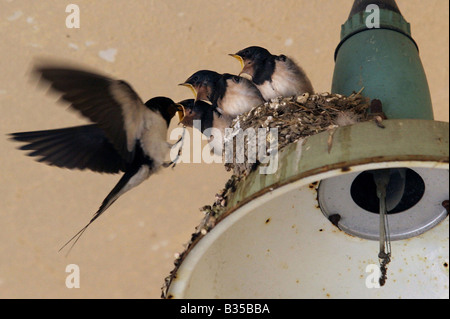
[59,165,148,256]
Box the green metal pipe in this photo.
[332,0,434,120]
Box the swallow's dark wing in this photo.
[34,66,148,163]
[9,125,127,173]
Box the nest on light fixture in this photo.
[203,91,387,229]
[224,91,382,176]
[162,91,388,297]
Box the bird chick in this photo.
[177,99,214,133]
[180,70,264,155]
[180,70,264,119]
[230,46,314,101]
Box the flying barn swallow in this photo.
[230,46,314,101]
[9,65,183,252]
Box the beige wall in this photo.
[0,0,448,298]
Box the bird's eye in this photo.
[232,76,241,83]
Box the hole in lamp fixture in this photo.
[317,167,448,241]
[350,168,425,214]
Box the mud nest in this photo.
[224,91,374,176]
[197,91,383,230]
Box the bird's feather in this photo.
[59,162,153,255]
[9,125,127,173]
[35,67,150,163]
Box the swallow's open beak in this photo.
[195,85,211,103]
[175,103,185,122]
[178,83,197,99]
[228,54,245,70]
[229,54,253,80]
